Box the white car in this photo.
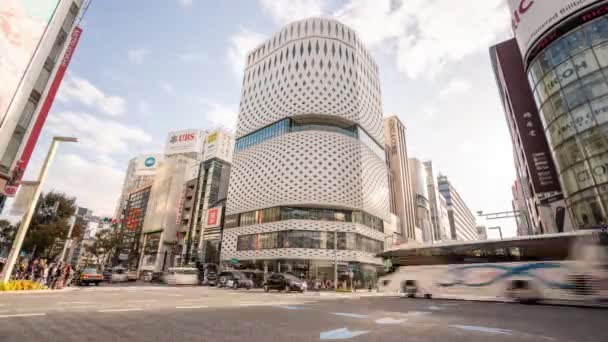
[110,267,128,283]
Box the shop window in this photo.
[588,152,608,186]
[581,70,608,101]
[593,41,608,68]
[573,49,600,78]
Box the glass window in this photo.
[563,80,587,109]
[556,59,578,89]
[346,233,356,250]
[16,98,38,129]
[561,168,579,196]
[555,140,585,172]
[581,70,608,101]
[564,27,591,57]
[548,91,568,118]
[588,152,608,186]
[581,125,608,158]
[571,104,596,133]
[572,161,594,192]
[593,41,608,68]
[529,61,544,87]
[590,94,608,125]
[586,17,608,46]
[573,49,600,79]
[337,232,347,250]
[546,116,565,146]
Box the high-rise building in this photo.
[179,157,231,265]
[222,18,391,285]
[476,226,487,240]
[512,180,533,236]
[423,161,450,241]
[408,158,432,242]
[491,38,572,235]
[506,0,608,229]
[437,175,478,241]
[113,154,162,220]
[114,184,151,270]
[384,116,418,241]
[0,0,85,202]
[138,155,196,273]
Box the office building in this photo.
[222,18,391,287]
[138,155,196,273]
[437,175,478,241]
[0,0,84,201]
[423,161,450,241]
[408,158,432,242]
[384,116,418,241]
[476,226,487,240]
[113,154,162,220]
[114,184,151,270]
[507,0,608,229]
[179,157,231,265]
[491,38,572,234]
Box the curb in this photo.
[0,287,80,295]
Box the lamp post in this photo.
[1,136,77,283]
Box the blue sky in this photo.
[17,0,518,237]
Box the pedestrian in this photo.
[42,262,50,286]
[66,265,75,287]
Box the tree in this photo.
[0,219,17,258]
[84,229,120,269]
[21,191,76,260]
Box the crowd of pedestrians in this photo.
[12,258,75,289]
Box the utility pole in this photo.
[1,137,77,283]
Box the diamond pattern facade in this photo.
[223,18,390,267]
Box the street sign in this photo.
[231,258,238,265]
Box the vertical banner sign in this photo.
[4,26,83,196]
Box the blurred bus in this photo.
[378,230,608,304]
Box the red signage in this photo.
[207,208,219,226]
[3,26,83,196]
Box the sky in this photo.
[8,0,520,238]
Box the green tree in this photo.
[22,191,76,260]
[0,219,18,258]
[84,229,120,269]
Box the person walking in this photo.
[42,262,50,286]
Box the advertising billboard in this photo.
[0,0,60,125]
[164,129,205,156]
[492,39,563,200]
[205,207,222,228]
[508,0,603,59]
[134,154,163,176]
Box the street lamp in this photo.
[1,136,77,283]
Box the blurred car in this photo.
[127,270,138,282]
[75,268,103,286]
[217,271,253,289]
[110,267,128,283]
[102,268,112,282]
[264,273,307,293]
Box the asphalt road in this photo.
[0,285,605,342]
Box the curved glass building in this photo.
[222,18,391,287]
[510,1,608,228]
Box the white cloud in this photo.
[419,106,437,119]
[44,153,124,216]
[257,0,509,79]
[440,79,472,96]
[178,0,193,7]
[160,81,175,94]
[258,0,325,24]
[178,52,207,62]
[199,99,238,130]
[45,111,152,155]
[227,29,266,78]
[57,75,126,116]
[127,48,149,64]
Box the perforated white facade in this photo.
[223,18,390,268]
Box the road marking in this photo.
[376,317,406,325]
[58,301,94,305]
[331,312,368,319]
[97,308,143,313]
[175,305,209,309]
[449,325,513,335]
[275,305,307,310]
[126,300,157,303]
[239,303,267,306]
[320,328,369,340]
[0,313,46,319]
[428,306,442,310]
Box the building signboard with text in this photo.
[164,129,205,156]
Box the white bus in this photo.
[378,231,608,304]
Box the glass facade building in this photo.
[527,15,608,228]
